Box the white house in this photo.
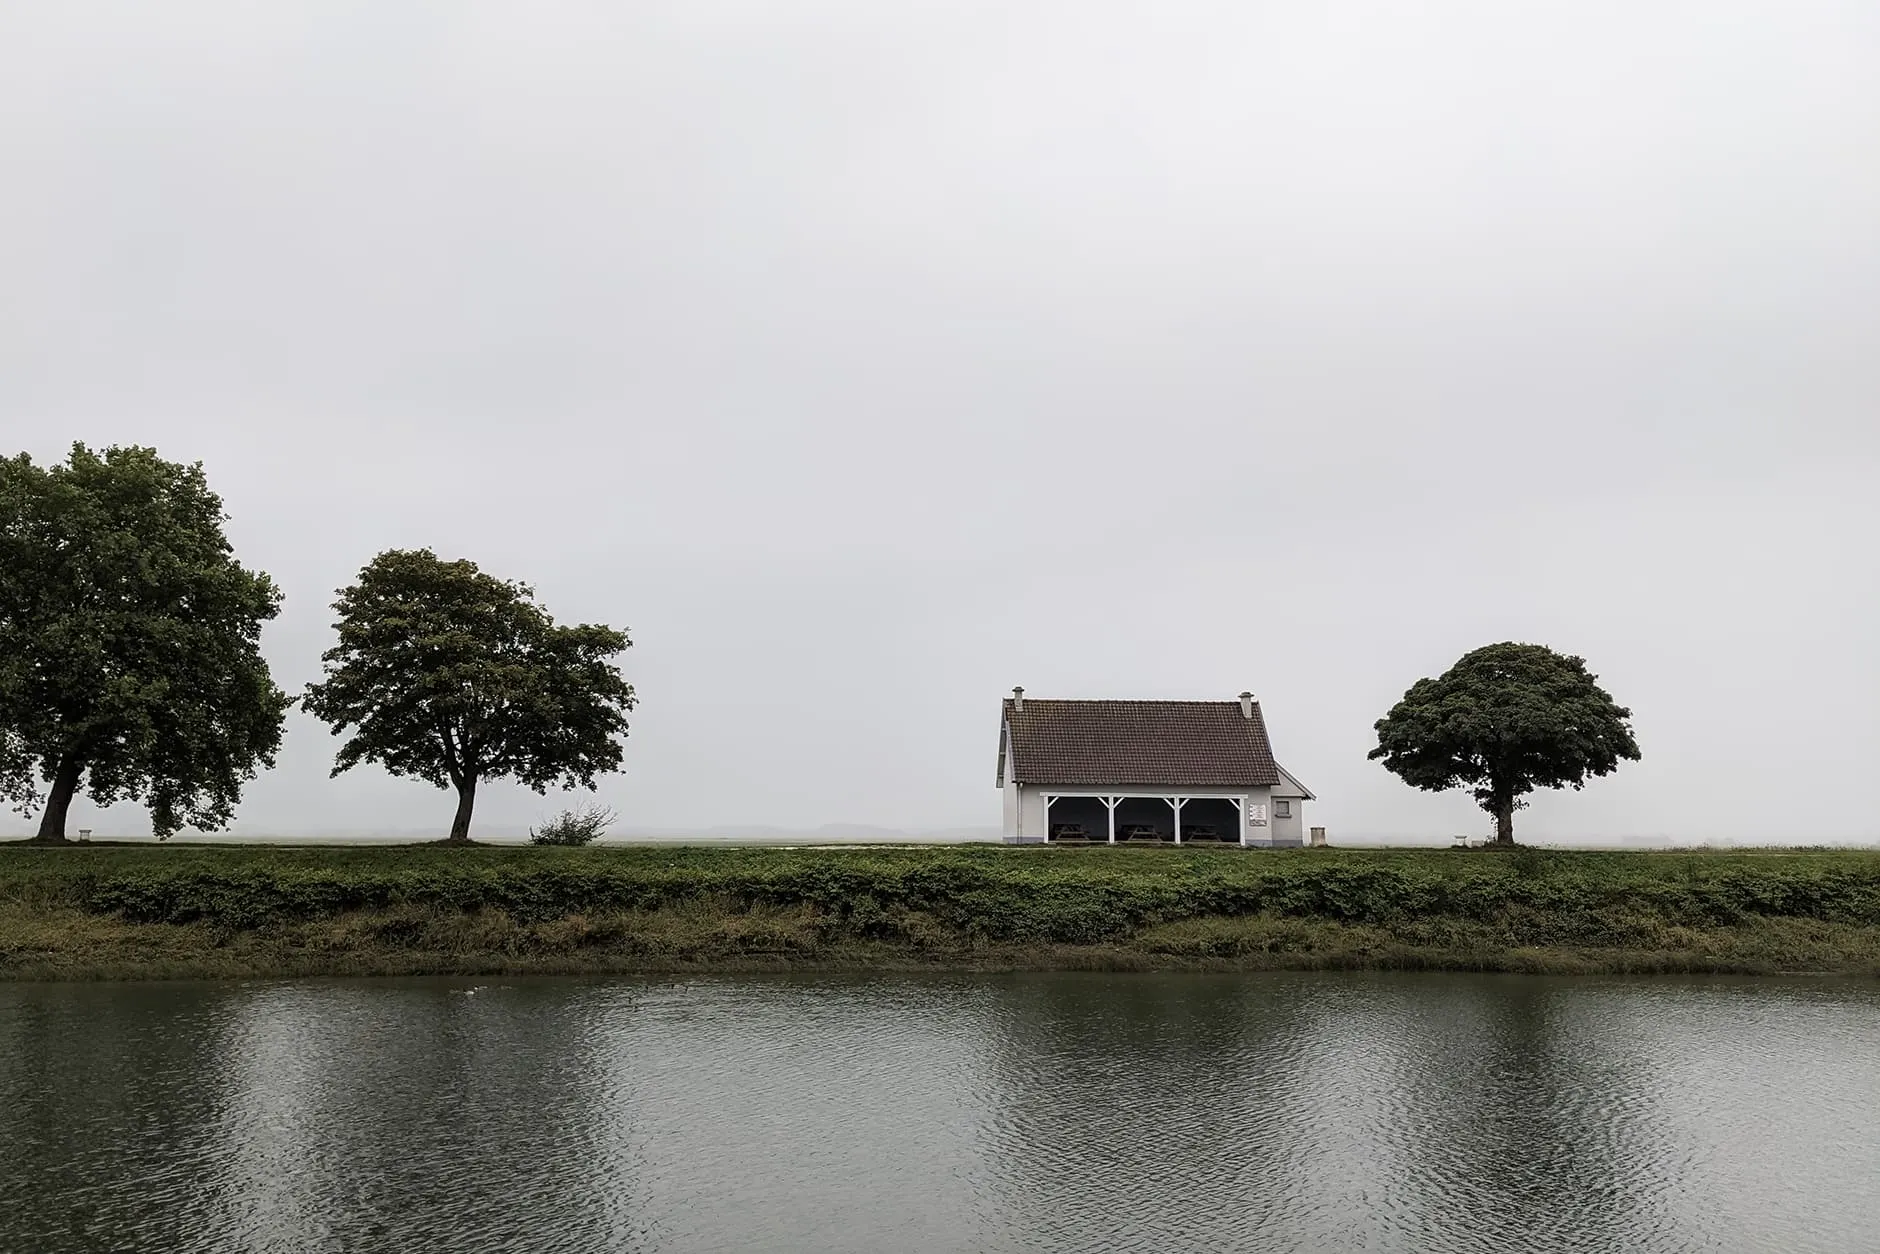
[997,689,1315,847]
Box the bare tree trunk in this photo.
[446,776,477,843]
[1494,796,1516,845]
[30,755,83,845]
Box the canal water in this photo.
[1,973,1875,1253]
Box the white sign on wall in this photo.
[1248,803,1268,827]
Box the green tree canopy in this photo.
[301,549,635,843]
[0,444,289,842]
[1368,642,1641,844]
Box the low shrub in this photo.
[527,804,616,847]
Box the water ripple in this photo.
[1,973,1876,1253]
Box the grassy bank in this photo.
[2,843,1878,980]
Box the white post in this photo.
[1102,796,1120,844]
[1169,797,1188,844]
[1041,794,1052,843]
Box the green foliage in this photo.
[6,845,1875,961]
[1509,844,1552,879]
[529,803,616,847]
[301,549,636,841]
[1370,642,1641,842]
[0,444,289,839]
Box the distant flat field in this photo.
[4,840,1874,862]
[2,843,1876,981]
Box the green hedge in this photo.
[5,844,1876,945]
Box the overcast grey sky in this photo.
[3,2,1877,843]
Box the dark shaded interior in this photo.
[1044,796,1242,843]
[1178,798,1241,843]
[1045,796,1107,842]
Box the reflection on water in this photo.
[1,974,1875,1253]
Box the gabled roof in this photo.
[999,698,1282,788]
[1272,762,1316,800]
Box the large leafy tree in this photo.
[1369,642,1640,844]
[302,549,635,843]
[0,444,289,842]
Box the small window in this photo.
[1275,800,1291,819]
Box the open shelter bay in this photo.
[3,972,1876,1254]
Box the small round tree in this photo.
[1369,642,1640,845]
[302,549,635,843]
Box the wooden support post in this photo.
[1169,796,1189,844]
[1102,796,1120,844]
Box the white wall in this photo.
[1242,787,1276,845]
[1269,795,1304,846]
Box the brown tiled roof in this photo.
[1000,698,1281,787]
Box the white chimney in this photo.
[1238,691,1254,719]
[1012,686,1025,712]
